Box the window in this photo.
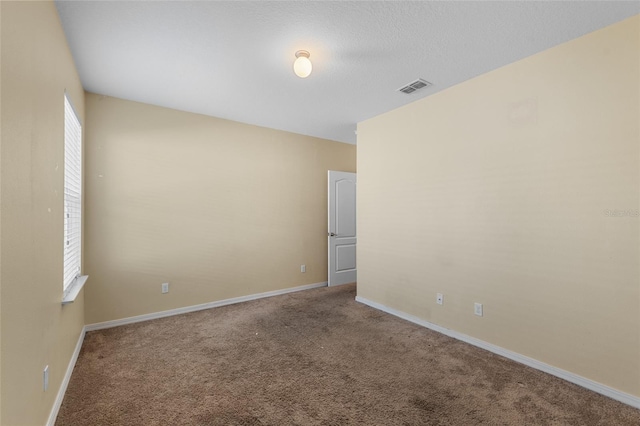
[63,94,86,302]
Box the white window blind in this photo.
[63,95,82,293]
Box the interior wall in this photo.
[357,15,639,397]
[84,94,356,324]
[0,1,86,425]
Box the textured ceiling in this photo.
[55,1,639,144]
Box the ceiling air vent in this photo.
[398,78,432,94]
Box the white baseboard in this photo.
[86,281,328,332]
[46,325,87,426]
[355,295,640,410]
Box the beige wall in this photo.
[357,15,640,397]
[0,1,86,425]
[84,94,356,324]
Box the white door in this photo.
[328,171,357,286]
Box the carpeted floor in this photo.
[57,284,640,425]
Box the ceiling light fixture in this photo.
[293,50,312,78]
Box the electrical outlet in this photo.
[162,282,169,294]
[474,302,483,317]
[43,365,49,391]
[436,293,444,305]
[300,265,306,273]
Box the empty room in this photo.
[1,1,639,425]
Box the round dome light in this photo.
[293,50,312,78]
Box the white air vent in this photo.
[398,78,432,94]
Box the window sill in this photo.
[62,275,89,305]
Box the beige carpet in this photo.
[57,284,640,425]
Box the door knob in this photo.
[328,232,337,237]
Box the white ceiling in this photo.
[55,1,639,145]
